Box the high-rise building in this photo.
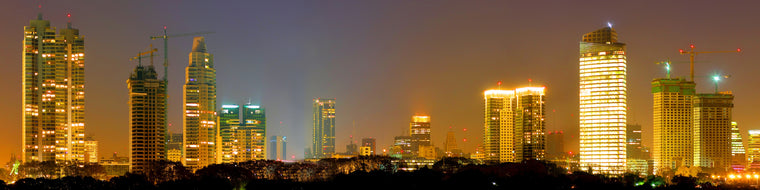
[444,131,462,157]
[127,64,167,173]
[392,136,413,158]
[579,26,627,175]
[515,87,546,161]
[730,122,746,171]
[361,138,376,155]
[693,92,733,171]
[268,136,287,160]
[167,132,183,162]
[22,14,86,163]
[483,86,547,163]
[410,115,431,156]
[483,89,515,163]
[626,124,650,175]
[652,78,695,174]
[84,138,98,163]
[218,104,267,163]
[183,37,217,170]
[312,98,336,159]
[747,130,760,163]
[546,131,565,160]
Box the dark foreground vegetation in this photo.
[0,157,757,190]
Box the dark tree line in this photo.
[2,157,755,190]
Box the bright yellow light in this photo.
[729,174,736,179]
[754,174,759,179]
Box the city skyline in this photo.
[2,1,760,163]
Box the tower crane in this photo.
[678,44,741,81]
[130,44,159,66]
[149,26,213,151]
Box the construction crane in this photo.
[149,26,214,82]
[130,44,159,66]
[149,26,214,151]
[679,44,741,81]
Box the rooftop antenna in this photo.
[528,78,532,87]
[497,81,502,90]
[66,13,72,29]
[37,3,43,19]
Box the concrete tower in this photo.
[183,37,217,170]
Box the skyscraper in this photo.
[183,37,217,170]
[693,92,733,171]
[312,98,336,159]
[268,136,287,160]
[218,104,267,163]
[410,115,431,156]
[730,122,746,171]
[483,89,515,163]
[747,130,760,163]
[22,14,86,163]
[515,87,546,161]
[127,64,167,173]
[579,26,627,175]
[361,138,376,156]
[652,78,695,174]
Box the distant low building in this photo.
[359,146,372,156]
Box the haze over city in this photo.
[1,0,760,165]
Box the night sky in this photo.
[1,0,759,162]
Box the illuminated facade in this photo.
[361,138,376,155]
[444,131,462,157]
[730,122,746,170]
[312,98,336,158]
[218,104,267,163]
[579,26,627,175]
[166,132,183,162]
[22,14,86,163]
[693,92,733,171]
[84,138,98,163]
[652,78,695,174]
[483,89,515,163]
[127,65,167,173]
[483,86,546,163]
[410,115,431,156]
[515,87,546,161]
[183,37,217,170]
[747,130,760,162]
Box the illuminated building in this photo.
[127,64,167,173]
[747,130,760,163]
[84,138,98,163]
[268,136,286,160]
[360,146,372,156]
[183,37,217,170]
[312,98,336,158]
[484,89,515,163]
[579,26,627,175]
[218,104,267,163]
[361,138,376,155]
[546,131,565,160]
[166,132,183,162]
[22,14,86,163]
[483,86,546,163]
[515,87,546,160]
[693,92,733,171]
[652,78,695,174]
[730,122,746,171]
[410,115,431,156]
[391,136,413,158]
